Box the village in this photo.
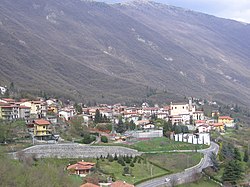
[0,87,246,187]
[0,90,235,143]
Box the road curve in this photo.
[136,142,219,187]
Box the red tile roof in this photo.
[19,106,30,109]
[195,120,206,124]
[67,161,95,171]
[2,98,15,102]
[213,123,224,127]
[111,181,134,187]
[34,119,50,125]
[219,116,233,120]
[80,183,99,187]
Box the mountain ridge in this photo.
[0,0,250,105]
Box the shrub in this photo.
[101,136,108,143]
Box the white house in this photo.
[197,124,210,133]
[0,86,7,95]
[59,107,75,120]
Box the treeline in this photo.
[209,142,248,186]
[163,120,189,135]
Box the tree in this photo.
[123,166,130,175]
[115,118,127,134]
[81,133,96,144]
[234,147,241,161]
[209,152,219,171]
[213,112,219,122]
[101,136,108,143]
[74,103,82,114]
[94,109,101,124]
[222,160,243,185]
[173,124,181,134]
[243,149,249,162]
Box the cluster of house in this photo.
[0,97,77,140]
[0,96,234,143]
[67,161,134,187]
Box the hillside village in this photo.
[0,87,249,187]
[0,92,234,144]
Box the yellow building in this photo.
[212,123,225,132]
[47,103,59,114]
[218,116,234,124]
[33,119,51,140]
[20,101,47,118]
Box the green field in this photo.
[98,158,169,184]
[145,152,203,173]
[131,137,209,152]
[96,137,209,152]
[177,177,220,187]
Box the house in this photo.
[33,119,51,140]
[169,100,195,124]
[0,86,7,95]
[0,98,16,104]
[0,103,19,120]
[197,124,210,133]
[67,161,95,177]
[135,119,150,127]
[142,123,155,130]
[18,106,30,119]
[212,123,225,132]
[156,112,168,119]
[20,100,47,118]
[110,181,134,187]
[58,107,75,120]
[169,100,195,116]
[218,116,234,127]
[168,115,183,125]
[192,111,204,121]
[47,103,59,114]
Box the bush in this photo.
[123,166,130,175]
[130,162,134,167]
[81,134,96,144]
[108,155,114,162]
[101,136,108,143]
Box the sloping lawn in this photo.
[177,177,220,187]
[98,158,170,184]
[145,152,203,173]
[132,137,208,152]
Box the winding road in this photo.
[136,142,219,187]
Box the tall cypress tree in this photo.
[243,149,249,162]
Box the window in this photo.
[43,126,46,129]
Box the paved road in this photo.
[136,142,219,187]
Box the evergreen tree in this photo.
[114,153,118,161]
[115,118,127,134]
[222,160,243,185]
[243,149,249,162]
[210,152,219,171]
[234,147,241,161]
[94,109,101,123]
[74,103,82,114]
[129,120,136,130]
